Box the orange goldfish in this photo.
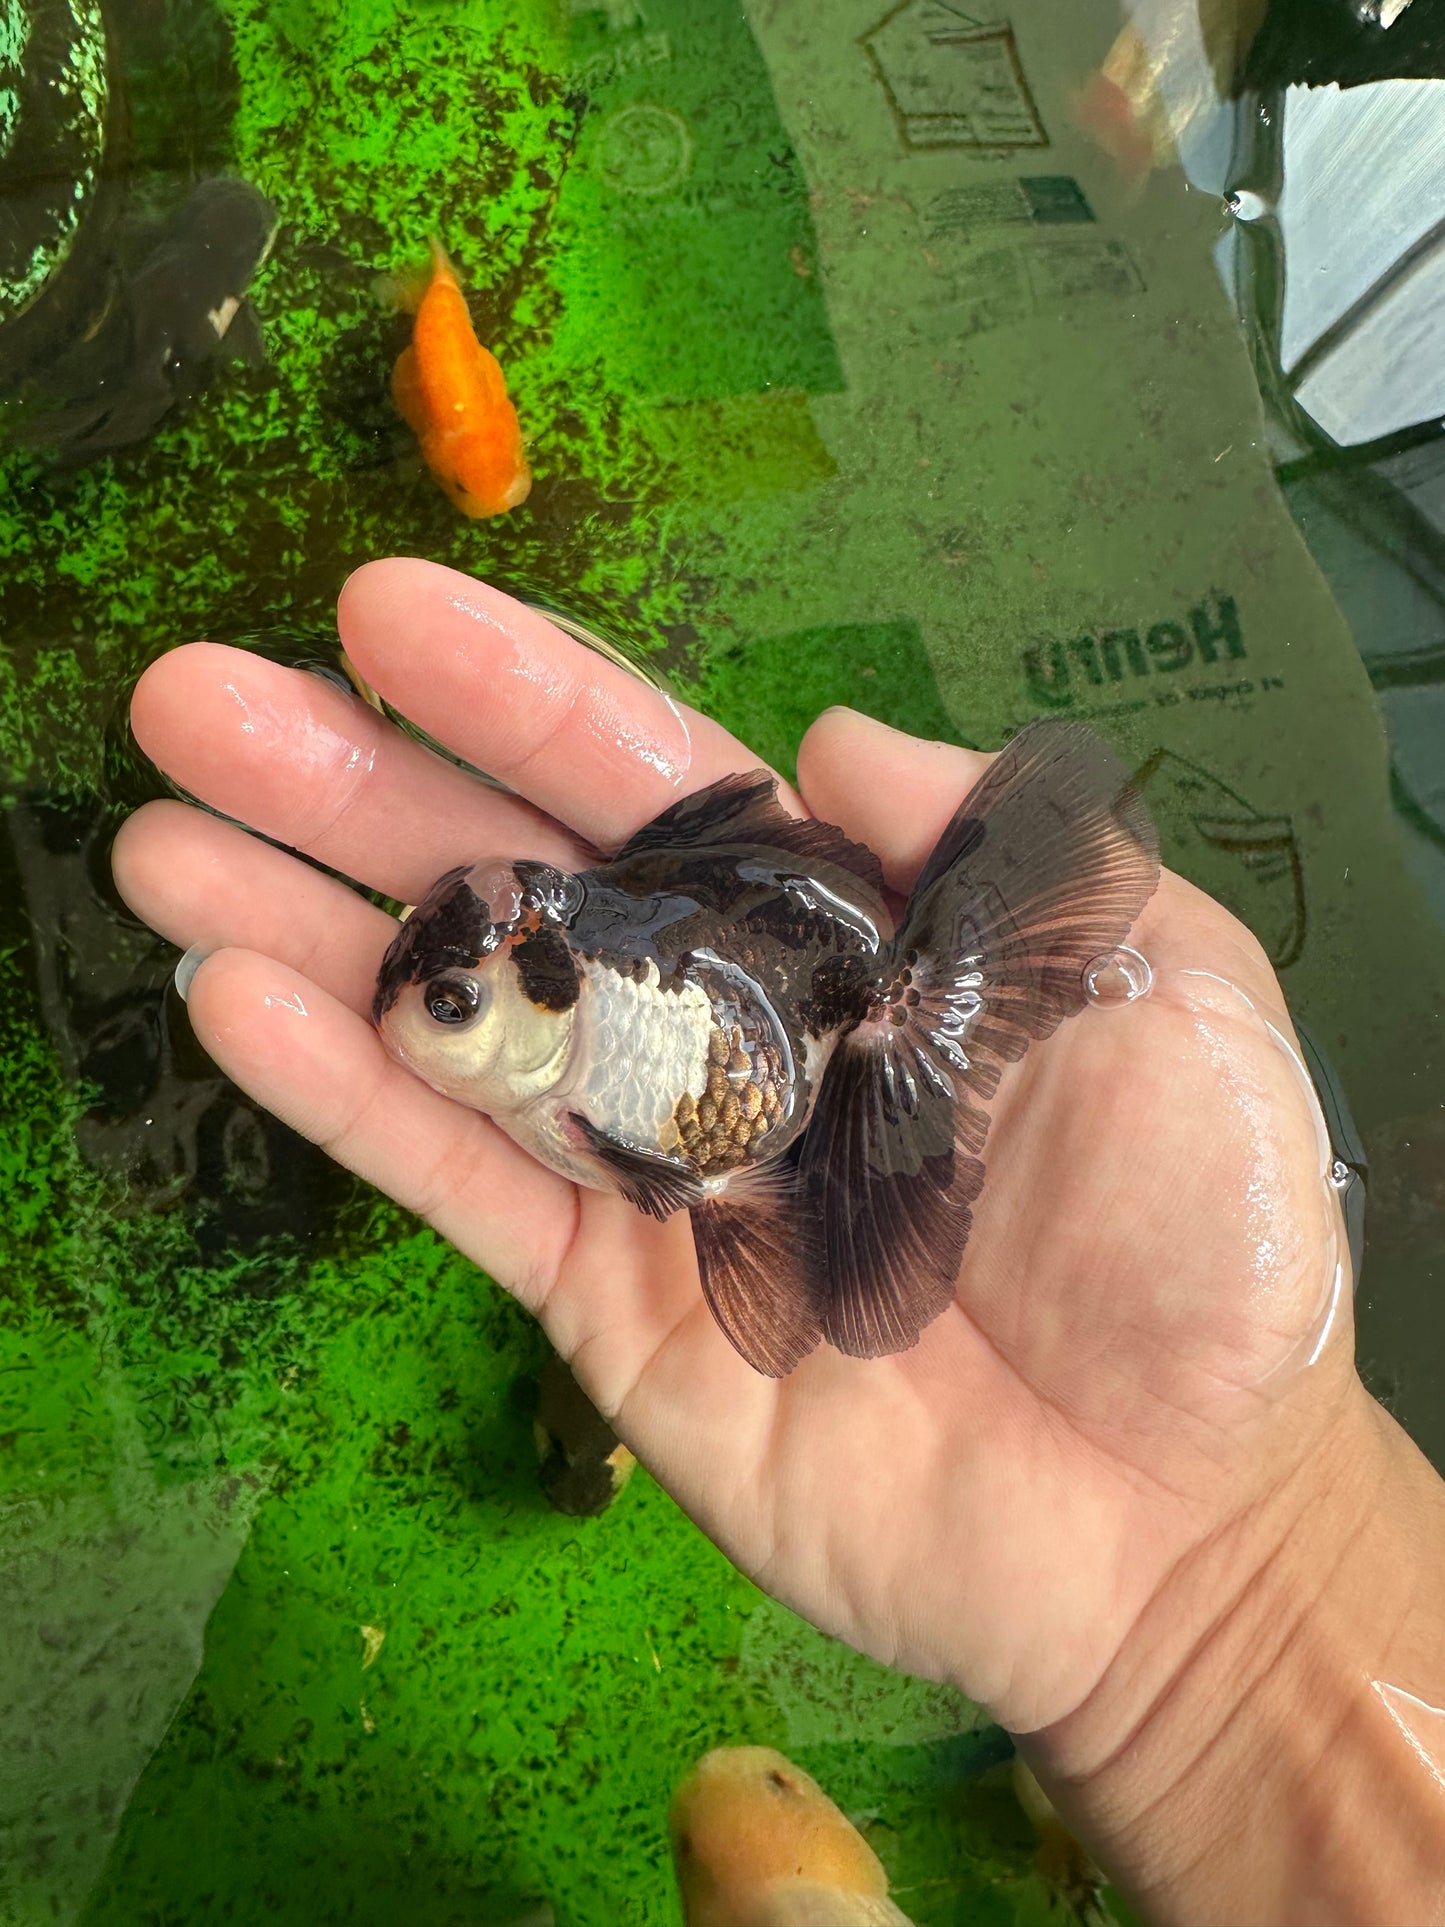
[1072,0,1268,192]
[671,1747,916,1927]
[391,239,532,519]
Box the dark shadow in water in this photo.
[1,784,351,1248]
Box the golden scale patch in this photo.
[672,1022,786,1173]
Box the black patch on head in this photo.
[372,866,500,1024]
[514,860,585,925]
[511,925,580,1012]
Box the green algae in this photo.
[0,944,1019,1924]
[0,0,108,320]
[697,617,966,783]
[551,0,843,406]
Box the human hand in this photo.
[114,559,1367,1823]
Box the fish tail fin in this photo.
[691,1162,824,1378]
[799,720,1159,1360]
[375,268,425,315]
[376,237,455,316]
[425,234,460,285]
[899,718,1159,1092]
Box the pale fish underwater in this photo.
[373,718,1160,1376]
[670,1747,915,1927]
[1071,0,1269,189]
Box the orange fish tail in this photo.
[425,235,461,287]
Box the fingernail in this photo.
[174,944,210,1003]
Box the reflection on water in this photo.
[1,0,1443,1920]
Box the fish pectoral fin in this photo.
[571,1116,704,1221]
[613,771,886,894]
[691,1175,824,1378]
[799,1028,983,1361]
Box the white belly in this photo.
[567,957,713,1152]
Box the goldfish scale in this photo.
[571,960,713,1158]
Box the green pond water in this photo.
[1,0,1442,1920]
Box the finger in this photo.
[113,802,396,1016]
[337,558,803,846]
[184,947,577,1306]
[131,642,582,904]
[796,708,993,890]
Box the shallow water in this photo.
[1,0,1442,1920]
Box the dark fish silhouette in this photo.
[374,720,1160,1376]
[14,177,277,459]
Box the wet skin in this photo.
[115,559,1433,1922]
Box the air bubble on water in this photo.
[1224,187,1271,222]
[1082,945,1153,1007]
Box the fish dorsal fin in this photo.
[614,772,887,894]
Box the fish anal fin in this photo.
[692,1183,823,1378]
[799,1030,979,1361]
[614,772,887,896]
[576,1115,822,1375]
[572,1116,703,1221]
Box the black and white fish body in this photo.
[374,720,1160,1376]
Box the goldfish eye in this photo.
[425,975,483,1026]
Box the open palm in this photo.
[114,558,1354,1742]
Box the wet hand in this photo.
[114,559,1361,1770]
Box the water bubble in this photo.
[1082,945,1153,1007]
[1224,187,1271,222]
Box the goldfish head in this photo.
[373,858,583,1114]
[439,457,533,521]
[670,1748,891,1926]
